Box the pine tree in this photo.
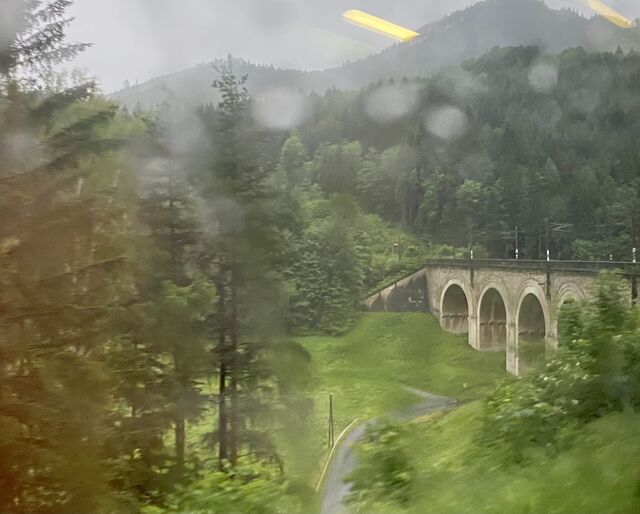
[0,64,126,514]
[136,114,212,481]
[0,0,90,87]
[197,59,302,471]
[0,2,133,511]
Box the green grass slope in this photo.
[298,312,506,461]
[397,403,640,514]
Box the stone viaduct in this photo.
[365,259,638,375]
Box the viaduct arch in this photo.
[365,259,637,375]
[440,280,471,334]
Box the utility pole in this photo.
[538,231,542,260]
[328,393,334,448]
[633,248,638,304]
[544,217,550,261]
[393,242,401,261]
[549,222,573,260]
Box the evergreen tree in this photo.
[198,59,302,471]
[0,3,132,510]
[0,0,90,87]
[135,116,212,481]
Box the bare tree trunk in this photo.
[229,267,240,467]
[175,417,185,476]
[169,174,187,477]
[218,361,227,470]
[217,279,228,471]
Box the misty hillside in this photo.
[111,0,640,108]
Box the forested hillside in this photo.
[280,45,640,260]
[112,0,640,110]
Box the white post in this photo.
[634,248,637,264]
[546,249,550,262]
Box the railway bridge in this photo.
[365,259,638,375]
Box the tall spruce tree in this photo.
[0,2,135,511]
[197,60,304,471]
[136,114,212,481]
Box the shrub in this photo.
[346,420,416,511]
[478,272,636,462]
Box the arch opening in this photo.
[441,284,469,334]
[479,288,507,351]
[518,293,547,372]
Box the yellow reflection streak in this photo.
[586,0,636,28]
[342,9,419,42]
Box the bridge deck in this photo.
[427,259,638,274]
[369,259,638,300]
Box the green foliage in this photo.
[346,421,416,510]
[288,196,365,334]
[479,273,635,462]
[287,193,442,334]
[311,141,362,196]
[153,460,305,514]
[356,145,419,227]
[10,1,640,511]
[189,60,316,483]
[261,47,640,259]
[0,6,143,507]
[389,404,640,514]
[0,0,91,83]
[1,19,314,511]
[279,134,308,188]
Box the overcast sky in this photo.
[64,0,639,92]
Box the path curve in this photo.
[320,388,458,514]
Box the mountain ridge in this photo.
[111,0,640,109]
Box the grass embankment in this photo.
[395,403,640,514]
[298,312,506,470]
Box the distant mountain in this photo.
[110,0,640,109]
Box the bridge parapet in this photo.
[424,259,638,275]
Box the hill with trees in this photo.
[270,45,640,261]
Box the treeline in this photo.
[283,45,640,261]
